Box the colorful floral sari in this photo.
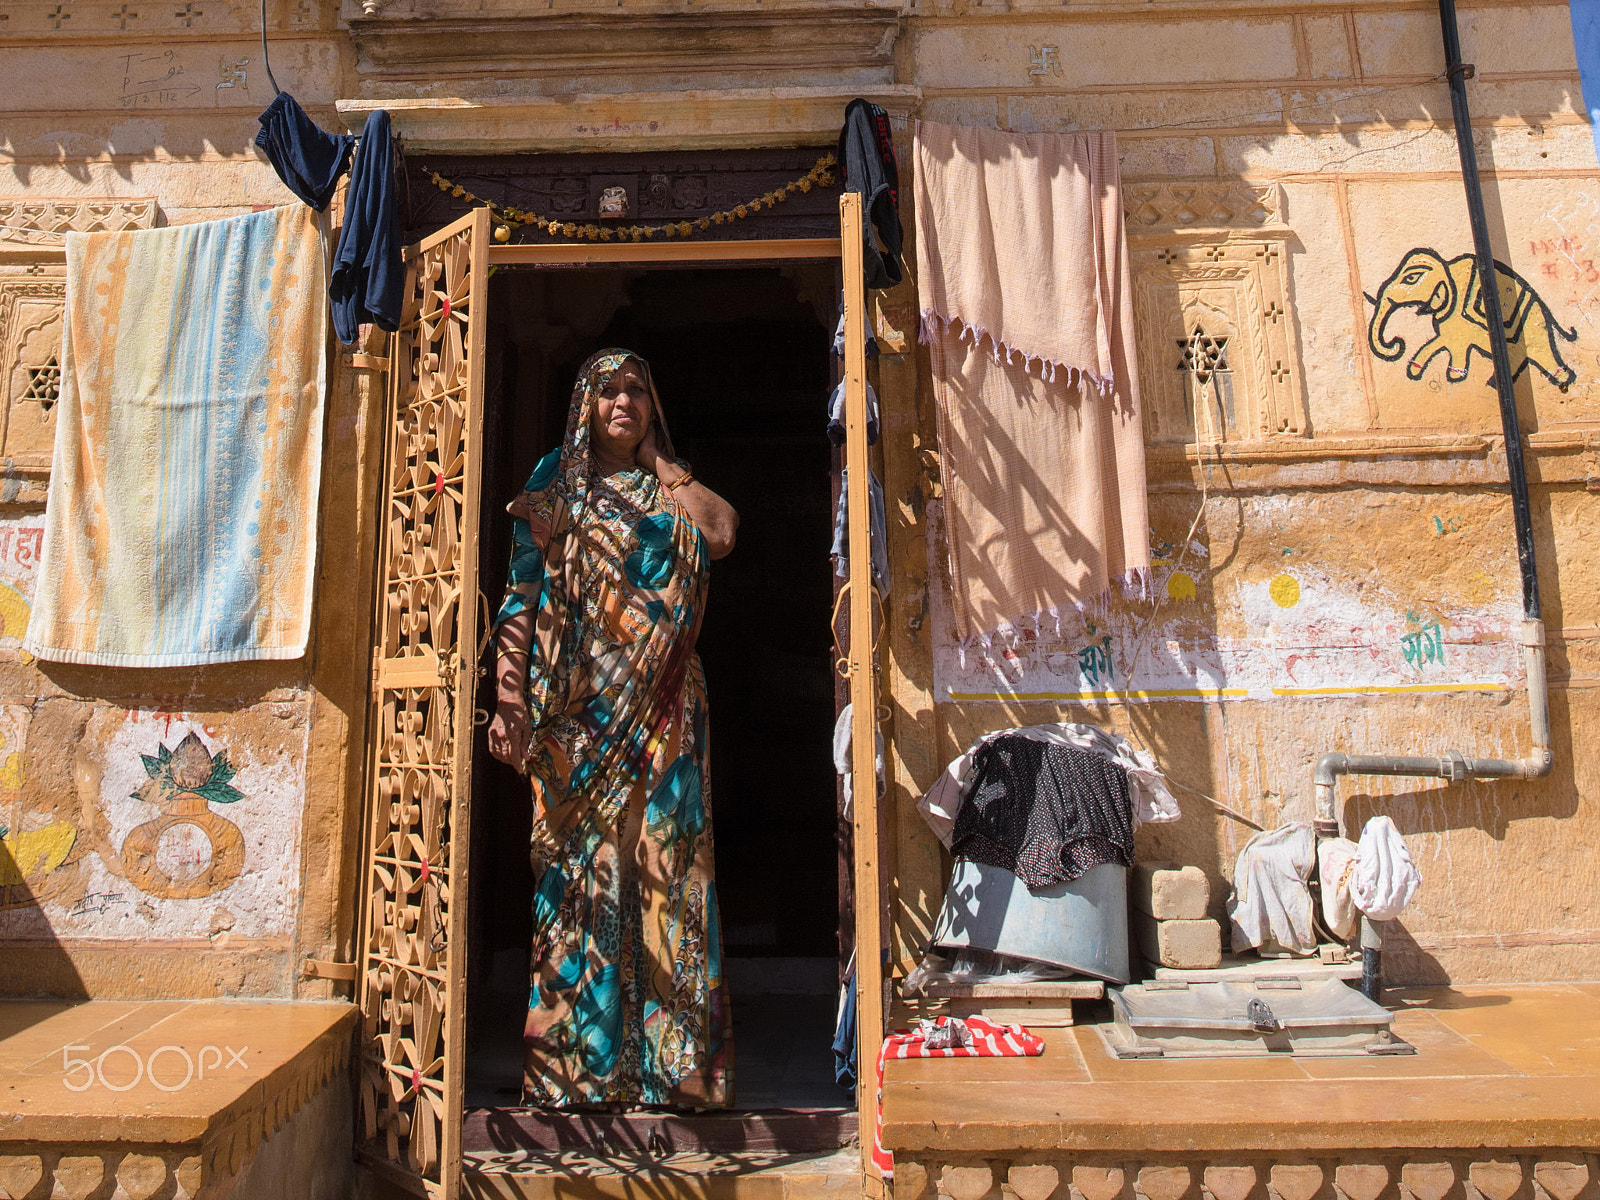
[497,349,731,1109]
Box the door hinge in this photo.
[342,352,390,371]
[302,957,359,982]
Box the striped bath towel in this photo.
[872,1014,1044,1178]
[24,204,328,666]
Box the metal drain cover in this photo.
[1099,978,1415,1058]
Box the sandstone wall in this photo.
[1,0,1596,995]
[882,0,1600,985]
[0,1,366,997]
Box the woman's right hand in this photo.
[488,701,532,770]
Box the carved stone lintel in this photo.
[0,199,159,244]
[1125,181,1285,234]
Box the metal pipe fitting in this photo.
[1313,619,1553,838]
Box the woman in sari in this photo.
[488,349,740,1109]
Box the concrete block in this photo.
[1135,912,1223,970]
[1133,863,1210,921]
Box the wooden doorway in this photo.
[353,205,885,1198]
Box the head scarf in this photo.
[504,348,696,752]
[525,348,675,542]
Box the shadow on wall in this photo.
[0,846,89,1002]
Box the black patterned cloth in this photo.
[950,735,1134,889]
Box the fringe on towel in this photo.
[920,308,1117,396]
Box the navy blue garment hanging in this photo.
[254,92,354,213]
[833,965,858,1090]
[330,110,403,344]
[836,98,904,289]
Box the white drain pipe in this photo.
[1312,617,1553,839]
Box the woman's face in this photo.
[590,360,653,456]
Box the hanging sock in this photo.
[330,109,404,345]
[255,92,354,212]
[832,963,857,1090]
[831,467,891,597]
[832,311,881,361]
[826,378,879,447]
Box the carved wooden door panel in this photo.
[356,207,491,1200]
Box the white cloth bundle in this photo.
[1227,822,1317,956]
[1350,815,1422,921]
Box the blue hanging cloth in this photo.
[833,964,858,1090]
[330,110,404,345]
[836,98,904,289]
[254,92,355,213]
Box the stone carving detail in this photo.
[894,1156,1600,1200]
[0,198,158,243]
[1125,181,1284,232]
[0,277,67,469]
[1132,234,1306,444]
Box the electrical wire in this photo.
[260,0,281,96]
[1108,362,1267,831]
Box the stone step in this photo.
[0,998,357,1200]
[465,1147,863,1199]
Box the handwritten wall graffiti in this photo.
[1401,621,1446,669]
[1366,248,1578,388]
[928,495,1522,704]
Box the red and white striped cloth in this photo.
[871,1014,1045,1178]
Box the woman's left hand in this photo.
[635,422,665,474]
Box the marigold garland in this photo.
[422,154,838,243]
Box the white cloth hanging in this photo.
[833,703,884,819]
[1350,815,1421,921]
[1316,836,1361,940]
[1227,822,1317,956]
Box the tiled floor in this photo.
[881,984,1600,1154]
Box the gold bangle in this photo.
[666,471,694,492]
[497,645,530,659]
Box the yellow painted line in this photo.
[945,682,1509,702]
[1269,682,1506,696]
[946,688,1249,702]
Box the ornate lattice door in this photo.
[356,207,491,1199]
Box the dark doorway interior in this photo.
[465,264,850,1137]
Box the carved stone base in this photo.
[889,1153,1599,1200]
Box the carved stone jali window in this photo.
[0,199,157,472]
[0,278,67,468]
[1126,181,1307,445]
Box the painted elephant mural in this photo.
[1366,248,1577,388]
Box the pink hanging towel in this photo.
[871,1014,1045,1178]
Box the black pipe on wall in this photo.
[1437,0,1542,622]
